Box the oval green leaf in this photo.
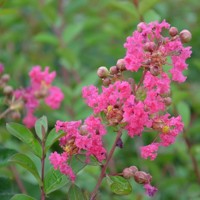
[35,116,48,140]
[67,184,85,200]
[9,153,42,186]
[6,123,42,158]
[0,147,17,167]
[10,194,36,200]
[109,176,132,195]
[44,167,69,194]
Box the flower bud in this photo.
[106,107,123,125]
[137,22,145,32]
[169,27,178,37]
[97,66,109,78]
[152,119,163,131]
[123,168,134,179]
[180,29,192,43]
[116,59,126,71]
[11,111,21,121]
[3,85,13,95]
[144,42,156,52]
[133,171,152,184]
[102,77,111,86]
[129,166,138,175]
[1,74,10,82]
[110,66,118,75]
[150,65,160,76]
[80,125,88,136]
[163,97,172,106]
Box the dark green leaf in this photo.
[10,194,36,200]
[0,177,13,200]
[6,123,42,158]
[176,101,191,129]
[67,184,85,200]
[9,153,42,186]
[109,176,132,195]
[44,167,69,194]
[45,128,65,153]
[0,147,17,167]
[35,116,48,140]
[34,32,58,45]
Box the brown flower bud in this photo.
[3,85,13,95]
[129,166,138,175]
[110,66,118,75]
[116,59,126,71]
[133,171,152,184]
[80,125,88,136]
[169,27,178,37]
[150,65,160,76]
[163,97,172,106]
[102,77,111,86]
[97,66,109,78]
[11,111,21,121]
[137,22,145,32]
[144,42,156,52]
[180,29,192,43]
[1,74,10,82]
[123,168,134,179]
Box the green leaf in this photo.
[9,153,42,186]
[67,184,85,200]
[0,147,17,167]
[44,167,69,194]
[176,101,191,129]
[62,23,84,44]
[35,116,48,140]
[108,176,132,195]
[34,32,58,45]
[0,9,17,16]
[0,177,13,200]
[138,0,160,15]
[10,194,36,200]
[6,123,42,158]
[45,128,65,153]
[143,9,161,23]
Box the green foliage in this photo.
[10,194,36,200]
[67,184,86,200]
[0,147,17,167]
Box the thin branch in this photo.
[90,129,123,200]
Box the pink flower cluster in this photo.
[124,20,191,82]
[50,116,106,181]
[14,66,64,128]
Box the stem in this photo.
[9,165,27,194]
[90,130,122,200]
[136,69,147,91]
[183,129,200,184]
[133,0,144,22]
[0,108,12,120]
[40,126,46,200]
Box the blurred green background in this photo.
[0,0,200,199]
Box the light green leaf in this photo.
[176,101,191,129]
[67,184,85,200]
[6,123,42,158]
[45,128,65,153]
[35,116,48,140]
[108,176,132,195]
[10,194,36,200]
[139,0,160,15]
[62,23,84,44]
[143,9,161,23]
[44,167,69,194]
[34,32,58,45]
[0,147,17,167]
[9,153,42,186]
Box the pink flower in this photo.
[45,86,64,109]
[140,143,160,160]
[144,183,158,197]
[23,109,37,128]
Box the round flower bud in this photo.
[1,74,10,82]
[144,42,156,52]
[169,27,178,37]
[123,168,134,179]
[129,166,138,175]
[133,171,152,184]
[80,125,88,136]
[137,22,145,32]
[11,111,21,121]
[163,97,172,106]
[116,59,126,71]
[102,77,111,86]
[150,65,160,76]
[180,29,192,43]
[3,85,13,95]
[110,66,118,75]
[97,66,109,78]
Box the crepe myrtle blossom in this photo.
[50,20,191,197]
[14,66,64,128]
[50,116,107,181]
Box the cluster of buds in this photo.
[97,58,126,86]
[122,166,157,197]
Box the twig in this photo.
[0,108,12,120]
[90,129,123,200]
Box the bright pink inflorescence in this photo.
[14,66,64,128]
[50,20,191,196]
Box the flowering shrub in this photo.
[48,20,192,199]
